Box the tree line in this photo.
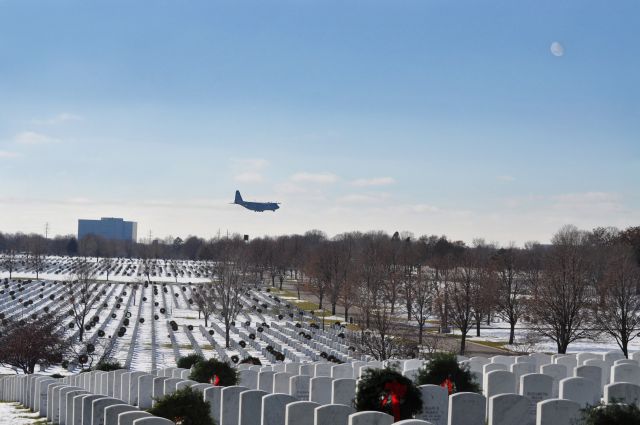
[1,225,640,359]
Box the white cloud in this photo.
[337,193,389,204]
[551,192,623,214]
[0,150,20,159]
[351,177,396,187]
[32,113,82,125]
[234,172,264,183]
[290,172,339,184]
[230,158,269,183]
[410,204,440,213]
[497,175,515,182]
[15,131,59,145]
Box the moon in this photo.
[550,41,564,57]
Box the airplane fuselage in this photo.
[237,201,280,212]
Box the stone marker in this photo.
[274,373,295,394]
[285,401,320,425]
[520,374,552,425]
[204,386,223,424]
[118,411,152,425]
[310,377,334,405]
[540,364,567,398]
[239,370,259,390]
[448,392,486,425]
[92,397,123,425]
[348,411,394,425]
[238,390,267,425]
[559,377,598,408]
[138,374,155,409]
[104,404,139,425]
[258,371,277,393]
[262,393,297,425]
[418,385,448,425]
[574,365,602,395]
[535,399,581,425]
[131,418,176,425]
[488,393,530,425]
[331,379,356,406]
[611,363,640,385]
[314,404,356,425]
[220,386,249,425]
[290,375,311,401]
[484,370,516,407]
[604,382,640,406]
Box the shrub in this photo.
[94,360,123,372]
[355,367,422,421]
[177,353,205,369]
[415,352,480,394]
[190,358,239,386]
[581,402,640,425]
[148,386,214,425]
[240,356,262,366]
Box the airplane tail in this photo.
[234,190,243,204]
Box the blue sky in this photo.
[0,0,638,244]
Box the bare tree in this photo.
[594,244,640,357]
[351,296,401,360]
[0,312,70,373]
[529,225,595,354]
[101,257,114,281]
[207,246,247,348]
[492,246,527,345]
[411,266,436,345]
[446,250,478,354]
[65,259,97,342]
[1,249,17,279]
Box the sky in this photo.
[0,0,638,245]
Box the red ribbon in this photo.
[440,377,454,395]
[380,381,407,421]
[210,375,220,386]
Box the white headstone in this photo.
[285,401,320,425]
[488,393,530,425]
[540,364,567,398]
[418,385,448,425]
[484,371,516,405]
[448,392,485,425]
[239,390,267,425]
[290,375,311,401]
[262,393,297,425]
[604,382,640,406]
[611,363,640,385]
[220,386,249,425]
[274,373,295,394]
[310,377,334,405]
[314,404,356,425]
[535,399,581,425]
[348,411,394,425]
[558,377,598,408]
[331,379,356,406]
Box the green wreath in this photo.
[355,367,422,421]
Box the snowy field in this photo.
[0,274,356,377]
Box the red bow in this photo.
[210,375,220,386]
[440,377,454,395]
[380,381,407,421]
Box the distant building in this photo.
[78,217,137,242]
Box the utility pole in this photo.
[44,222,49,239]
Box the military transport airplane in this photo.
[232,190,280,212]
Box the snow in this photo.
[0,402,43,425]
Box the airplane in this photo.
[232,190,280,212]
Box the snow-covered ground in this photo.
[453,320,640,354]
[0,402,43,425]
